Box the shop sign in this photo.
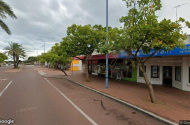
[89,60,99,64]
[73,64,79,67]
[118,44,190,58]
[89,54,118,60]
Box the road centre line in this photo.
[0,81,12,97]
[44,77,98,125]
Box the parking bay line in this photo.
[0,81,12,97]
[44,77,98,125]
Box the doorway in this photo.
[163,66,172,86]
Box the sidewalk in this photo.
[36,67,190,123]
[36,67,73,76]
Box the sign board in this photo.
[118,44,190,58]
[73,64,79,67]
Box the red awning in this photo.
[89,54,118,60]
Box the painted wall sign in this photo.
[73,64,80,67]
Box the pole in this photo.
[72,63,73,76]
[176,8,177,21]
[105,0,109,89]
[44,41,45,53]
[172,3,187,22]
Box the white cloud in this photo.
[0,0,189,58]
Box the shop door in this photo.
[163,66,172,86]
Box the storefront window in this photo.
[139,66,146,77]
[124,66,132,78]
[175,66,181,82]
[151,66,159,78]
[91,65,98,75]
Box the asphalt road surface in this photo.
[0,66,165,125]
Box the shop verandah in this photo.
[87,44,190,92]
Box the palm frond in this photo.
[0,0,17,19]
[0,19,11,34]
[0,10,6,19]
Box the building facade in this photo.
[137,56,190,91]
[87,35,190,92]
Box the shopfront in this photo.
[88,44,190,92]
[136,44,190,92]
[68,57,83,71]
[88,54,137,82]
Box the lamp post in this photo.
[105,0,109,89]
[173,3,187,21]
[44,41,45,54]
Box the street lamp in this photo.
[42,41,46,54]
[105,0,109,89]
[172,3,187,21]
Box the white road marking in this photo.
[44,77,98,125]
[0,79,8,81]
[0,81,12,97]
[16,107,38,113]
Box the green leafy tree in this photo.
[109,0,190,103]
[26,56,38,64]
[0,0,17,34]
[4,42,26,68]
[0,52,7,62]
[37,43,71,75]
[61,24,106,81]
[51,43,71,75]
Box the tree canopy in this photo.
[60,24,106,81]
[0,52,7,62]
[106,0,190,103]
[37,43,71,75]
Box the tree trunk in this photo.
[16,56,19,68]
[61,69,68,76]
[13,56,16,69]
[48,62,50,69]
[58,63,67,76]
[85,56,90,82]
[139,63,156,103]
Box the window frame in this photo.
[151,66,160,78]
[175,66,181,82]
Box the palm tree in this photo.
[0,0,17,35]
[4,43,26,68]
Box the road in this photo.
[0,66,165,125]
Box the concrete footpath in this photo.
[36,67,190,124]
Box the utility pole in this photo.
[44,41,45,54]
[105,0,109,89]
[173,3,187,21]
